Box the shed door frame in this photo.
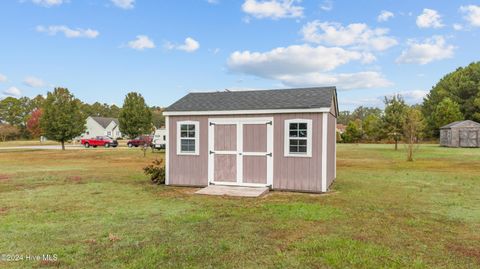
[208,117,274,187]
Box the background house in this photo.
[163,87,338,193]
[81,116,122,139]
[440,120,480,148]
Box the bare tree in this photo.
[403,107,425,161]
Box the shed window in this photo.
[284,119,312,157]
[177,121,199,155]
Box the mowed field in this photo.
[0,144,479,268]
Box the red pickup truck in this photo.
[81,136,118,148]
[127,135,153,148]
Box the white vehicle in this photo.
[152,128,166,150]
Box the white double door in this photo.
[208,117,273,187]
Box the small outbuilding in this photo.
[440,120,480,148]
[163,87,338,193]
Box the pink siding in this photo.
[214,155,237,182]
[273,113,323,192]
[214,124,236,151]
[327,113,336,189]
[243,156,267,183]
[243,124,267,152]
[168,111,336,192]
[168,116,209,186]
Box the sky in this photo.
[0,0,479,111]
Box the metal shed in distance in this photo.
[440,120,480,148]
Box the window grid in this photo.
[180,124,196,153]
[289,122,308,154]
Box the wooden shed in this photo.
[440,120,480,148]
[163,87,338,193]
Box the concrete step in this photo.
[195,185,269,198]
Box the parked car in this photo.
[152,128,166,150]
[81,136,118,148]
[127,135,153,148]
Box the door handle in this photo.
[266,153,272,157]
[239,153,242,155]
[209,150,215,154]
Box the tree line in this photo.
[338,61,480,148]
[0,88,165,147]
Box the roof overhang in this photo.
[163,107,332,116]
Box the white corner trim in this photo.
[165,116,170,185]
[334,117,337,179]
[321,113,328,192]
[176,120,200,156]
[163,107,331,116]
[284,119,313,158]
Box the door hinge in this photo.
[209,122,215,126]
[266,121,273,125]
[209,150,215,154]
[266,153,272,157]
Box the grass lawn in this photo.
[0,144,479,268]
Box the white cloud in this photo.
[320,0,333,11]
[277,71,392,90]
[453,23,463,31]
[36,25,99,39]
[401,90,428,103]
[301,21,398,51]
[416,8,444,28]
[165,37,200,53]
[460,5,480,27]
[127,35,155,50]
[206,0,219,4]
[24,76,46,88]
[0,74,6,83]
[396,36,455,65]
[227,44,391,90]
[242,0,303,19]
[378,10,394,22]
[31,0,64,7]
[3,87,22,97]
[111,0,135,9]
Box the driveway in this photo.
[0,145,84,150]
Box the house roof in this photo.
[440,120,480,129]
[164,87,337,114]
[91,117,119,129]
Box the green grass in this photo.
[0,144,479,268]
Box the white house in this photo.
[81,116,122,139]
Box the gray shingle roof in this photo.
[91,117,119,129]
[440,120,480,129]
[165,87,337,112]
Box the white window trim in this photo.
[284,119,312,158]
[176,121,200,156]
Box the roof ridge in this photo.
[187,86,336,95]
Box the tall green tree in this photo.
[383,94,407,150]
[423,61,480,136]
[363,114,383,142]
[40,88,85,150]
[119,92,153,138]
[432,98,464,130]
[0,97,25,126]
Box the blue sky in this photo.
[0,0,479,111]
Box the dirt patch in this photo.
[0,207,9,215]
[0,174,10,181]
[66,175,83,183]
[449,244,480,262]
